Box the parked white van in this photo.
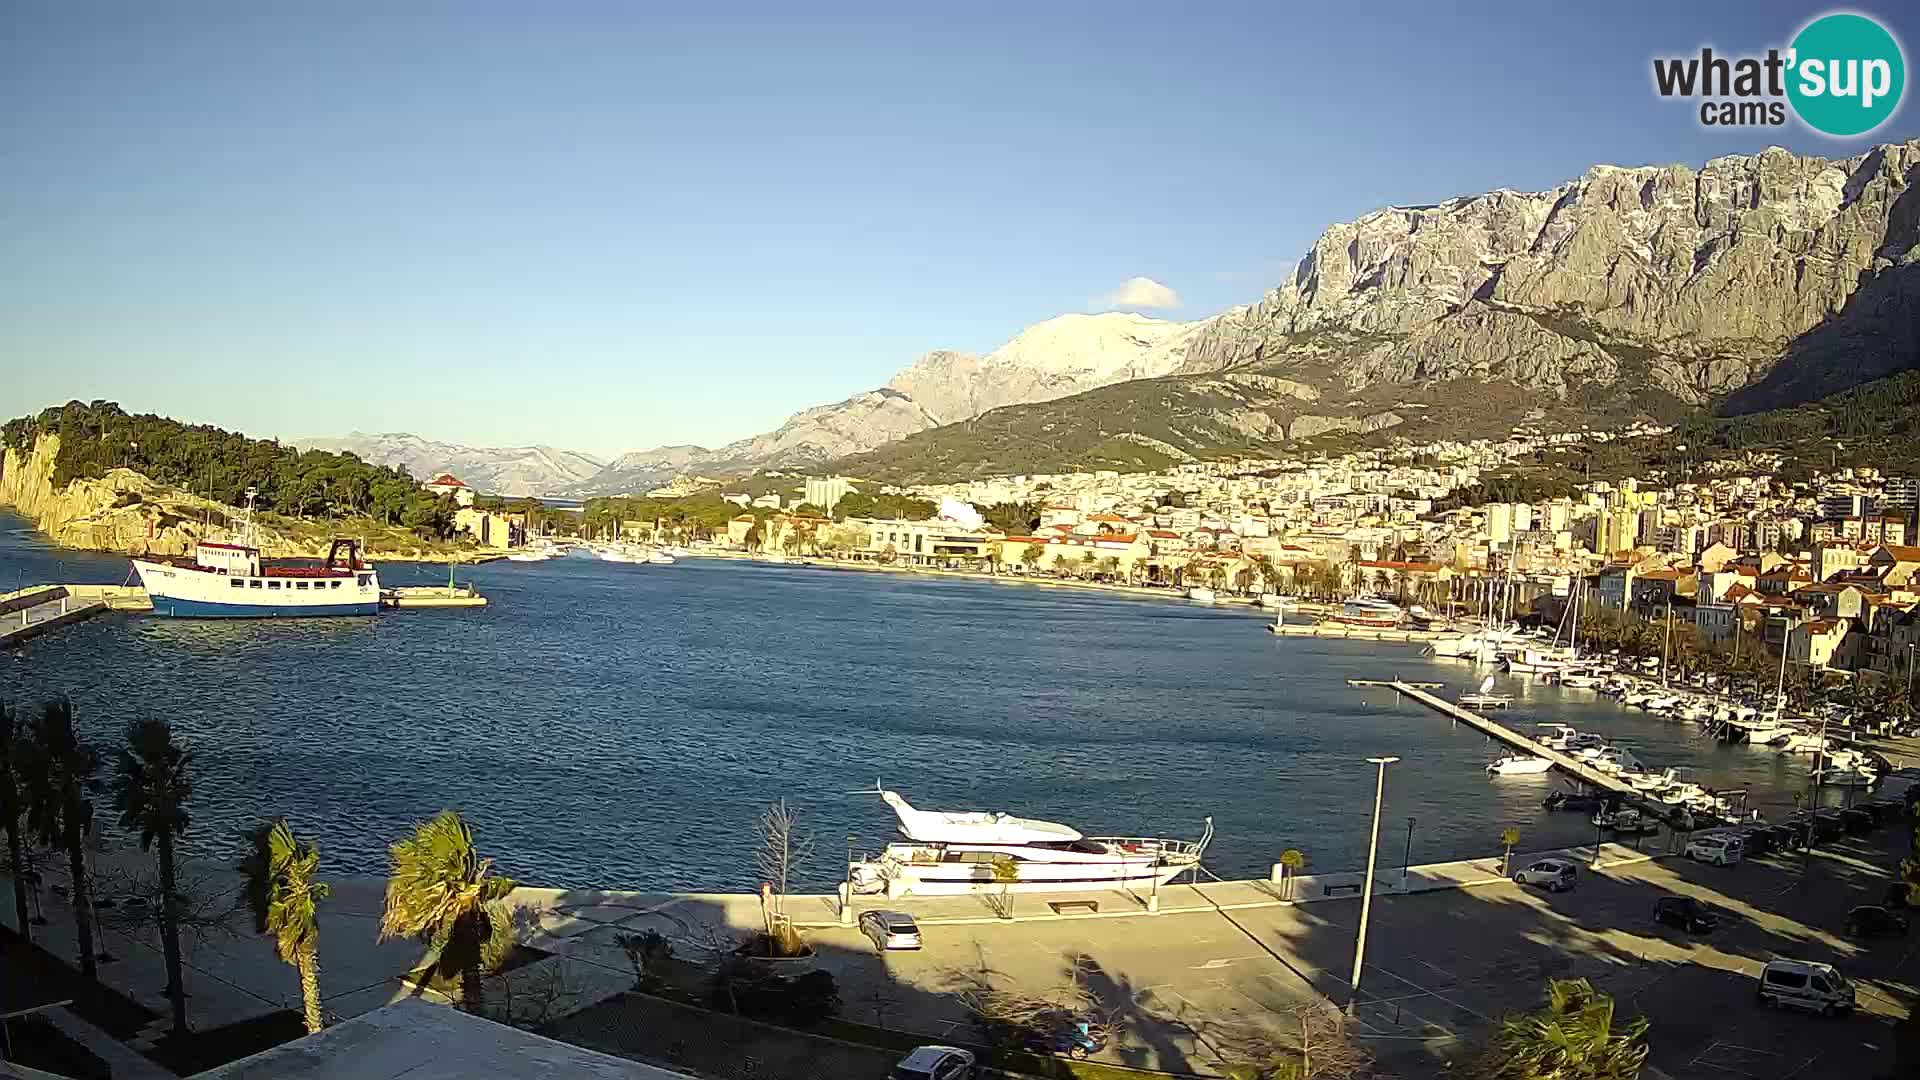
[1756,960,1855,1015]
[1684,834,1744,866]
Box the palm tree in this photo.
[1278,848,1306,900]
[1484,977,1648,1079]
[240,819,330,1034]
[0,704,34,942]
[24,700,101,981]
[114,718,193,1037]
[379,811,516,1013]
[1021,543,1045,573]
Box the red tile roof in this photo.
[428,473,467,487]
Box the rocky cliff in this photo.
[0,434,475,561]
[1180,140,1920,410]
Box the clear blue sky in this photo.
[4,1,1915,458]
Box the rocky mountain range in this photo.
[839,139,1920,482]
[315,139,1920,492]
[297,432,605,496]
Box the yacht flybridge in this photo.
[849,789,1212,898]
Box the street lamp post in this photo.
[1402,817,1416,888]
[1347,755,1400,1015]
[841,834,858,927]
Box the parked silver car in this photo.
[1512,858,1578,892]
[891,1045,974,1080]
[861,909,923,950]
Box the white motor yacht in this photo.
[1533,724,1579,750]
[848,790,1212,898]
[1486,755,1554,776]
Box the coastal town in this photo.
[512,420,1920,690]
[9,4,1920,1079]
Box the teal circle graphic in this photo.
[1788,13,1905,137]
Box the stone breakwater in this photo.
[0,434,484,562]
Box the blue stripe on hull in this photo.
[145,597,380,618]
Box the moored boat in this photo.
[848,789,1212,898]
[131,490,379,618]
[1486,755,1553,776]
[1331,597,1402,628]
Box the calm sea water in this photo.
[0,512,1830,892]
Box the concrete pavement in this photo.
[7,826,1913,1078]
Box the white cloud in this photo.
[1103,276,1181,310]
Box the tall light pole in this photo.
[1347,755,1399,1015]
[1402,817,1416,888]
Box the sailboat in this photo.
[1459,675,1513,709]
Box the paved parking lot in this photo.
[775,829,1916,1077]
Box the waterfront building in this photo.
[803,475,852,513]
[861,517,999,565]
[452,506,523,549]
[425,472,476,507]
[726,513,757,547]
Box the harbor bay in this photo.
[2,511,1837,894]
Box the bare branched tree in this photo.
[482,957,589,1030]
[1204,1000,1377,1080]
[95,860,244,944]
[753,799,813,925]
[944,952,1117,1049]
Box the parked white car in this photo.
[1756,960,1855,1015]
[1685,834,1744,866]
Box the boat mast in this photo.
[1660,598,1673,688]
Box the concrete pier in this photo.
[0,584,127,647]
[1379,680,1691,826]
[1268,622,1442,642]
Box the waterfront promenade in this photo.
[8,827,1911,1078]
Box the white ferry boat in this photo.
[131,490,379,618]
[849,789,1211,898]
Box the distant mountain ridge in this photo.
[560,311,1207,493]
[298,432,605,496]
[319,139,1920,492]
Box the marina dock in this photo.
[1269,622,1442,642]
[381,585,488,609]
[0,583,145,647]
[1377,680,1684,822]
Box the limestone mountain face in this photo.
[1183,140,1920,410]
[887,313,1204,423]
[573,312,1204,492]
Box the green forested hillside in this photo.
[2,400,449,527]
[1688,369,1920,475]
